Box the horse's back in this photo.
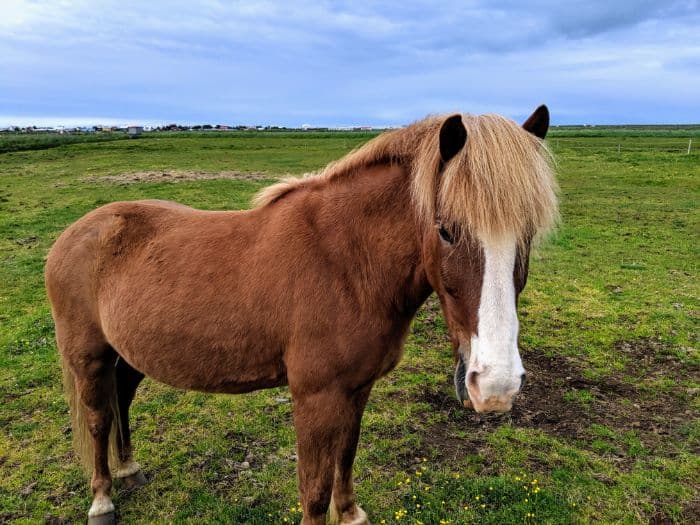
[46,199,289,391]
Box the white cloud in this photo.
[0,1,698,125]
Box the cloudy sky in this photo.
[1,0,699,127]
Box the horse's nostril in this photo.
[467,370,479,387]
[520,373,527,389]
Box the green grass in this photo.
[1,129,698,524]
[0,132,131,154]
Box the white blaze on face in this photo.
[466,235,525,411]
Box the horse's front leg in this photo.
[293,387,372,525]
[330,386,372,525]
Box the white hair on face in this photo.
[467,234,525,401]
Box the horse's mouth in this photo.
[454,356,472,408]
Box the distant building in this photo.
[127,125,144,137]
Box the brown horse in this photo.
[45,106,557,525]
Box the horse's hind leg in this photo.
[62,338,119,525]
[114,357,146,490]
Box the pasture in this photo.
[1,128,698,524]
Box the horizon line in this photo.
[2,118,699,129]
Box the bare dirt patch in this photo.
[615,337,698,381]
[511,351,689,446]
[84,170,273,184]
[413,341,696,467]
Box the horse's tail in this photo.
[61,356,122,474]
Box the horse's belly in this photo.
[102,299,287,394]
[114,333,287,394]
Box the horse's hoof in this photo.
[119,469,147,490]
[87,511,116,525]
[340,505,370,525]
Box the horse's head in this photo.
[418,105,555,414]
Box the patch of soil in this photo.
[615,336,697,381]
[650,497,700,525]
[184,430,275,496]
[14,235,38,246]
[83,170,273,184]
[0,511,23,523]
[44,518,69,525]
[413,339,696,468]
[681,499,700,523]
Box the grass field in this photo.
[0,128,698,524]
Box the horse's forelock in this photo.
[413,113,559,248]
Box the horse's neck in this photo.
[309,163,432,315]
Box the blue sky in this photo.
[1,1,699,127]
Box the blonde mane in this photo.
[253,113,558,243]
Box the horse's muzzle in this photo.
[454,355,522,413]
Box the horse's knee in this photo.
[90,471,112,495]
[87,418,112,438]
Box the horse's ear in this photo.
[439,114,467,163]
[522,104,549,139]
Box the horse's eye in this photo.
[438,225,454,244]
